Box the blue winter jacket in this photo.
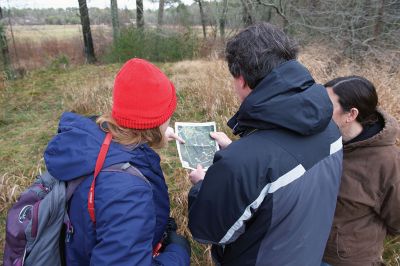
[188,60,343,265]
[44,112,189,266]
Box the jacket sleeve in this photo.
[188,181,203,209]
[380,151,400,236]
[380,181,400,235]
[91,184,190,266]
[188,151,271,245]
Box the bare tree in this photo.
[158,0,180,27]
[0,6,13,79]
[78,0,96,63]
[374,0,385,39]
[310,0,320,11]
[111,0,120,43]
[219,0,229,38]
[196,0,207,39]
[136,0,144,28]
[255,0,288,29]
[241,0,253,26]
[285,0,400,58]
[158,0,165,27]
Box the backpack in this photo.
[3,133,149,266]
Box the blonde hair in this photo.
[96,114,165,148]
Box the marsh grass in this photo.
[6,25,112,70]
[1,46,399,265]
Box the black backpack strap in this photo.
[102,163,150,185]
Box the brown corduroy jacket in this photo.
[323,110,400,266]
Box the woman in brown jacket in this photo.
[322,76,400,266]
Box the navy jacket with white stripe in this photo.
[188,60,343,266]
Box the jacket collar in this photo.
[344,108,399,151]
[228,60,333,137]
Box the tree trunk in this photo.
[257,0,288,31]
[157,0,165,27]
[219,0,228,38]
[374,0,385,39]
[310,0,319,11]
[136,0,144,28]
[0,7,13,79]
[240,0,253,26]
[78,0,96,63]
[197,0,207,39]
[266,6,272,22]
[111,0,120,43]
[282,15,289,30]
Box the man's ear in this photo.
[238,75,252,93]
[346,107,359,123]
[237,75,246,88]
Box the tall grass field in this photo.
[1,45,399,265]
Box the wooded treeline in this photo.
[0,0,399,72]
[3,0,399,48]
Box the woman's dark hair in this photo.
[225,22,298,89]
[325,76,379,126]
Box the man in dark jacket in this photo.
[187,23,343,266]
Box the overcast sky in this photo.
[0,0,192,10]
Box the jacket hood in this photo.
[44,112,145,181]
[345,109,399,150]
[228,60,333,136]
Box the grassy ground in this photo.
[1,47,399,264]
[5,25,113,70]
[6,24,225,43]
[6,25,111,42]
[0,61,218,265]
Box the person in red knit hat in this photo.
[43,58,191,265]
[112,58,177,130]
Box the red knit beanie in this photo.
[112,58,177,129]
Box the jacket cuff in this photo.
[160,243,191,265]
[188,181,203,209]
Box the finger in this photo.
[188,173,197,184]
[175,134,185,144]
[169,133,185,143]
[189,174,199,185]
[210,132,218,139]
[197,164,203,170]
[189,168,198,175]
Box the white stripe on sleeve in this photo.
[330,137,342,155]
[219,164,306,244]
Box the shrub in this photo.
[49,54,70,70]
[106,27,200,63]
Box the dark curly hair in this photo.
[225,22,299,89]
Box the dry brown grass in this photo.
[162,165,214,265]
[0,159,45,213]
[161,59,237,265]
[8,27,112,70]
[1,45,399,265]
[63,74,114,115]
[299,46,400,122]
[167,59,239,133]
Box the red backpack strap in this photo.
[88,132,113,224]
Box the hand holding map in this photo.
[175,122,219,170]
[188,164,206,185]
[210,132,232,149]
